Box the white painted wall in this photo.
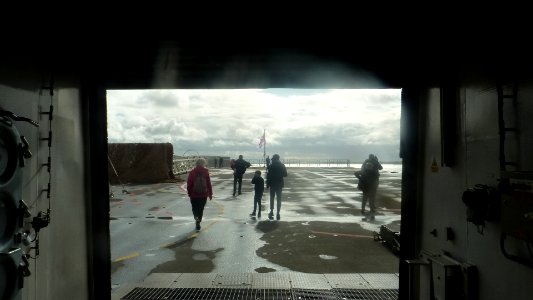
[417,82,533,299]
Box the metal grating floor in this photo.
[115,273,399,300]
[122,287,399,300]
[118,273,399,300]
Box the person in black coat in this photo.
[355,154,383,220]
[232,155,251,196]
[265,155,271,170]
[266,154,288,220]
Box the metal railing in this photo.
[172,157,197,175]
[244,159,352,168]
[173,157,353,177]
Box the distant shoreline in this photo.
[248,163,402,173]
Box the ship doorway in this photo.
[106,88,402,298]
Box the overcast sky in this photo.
[106,89,401,162]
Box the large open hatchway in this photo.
[5,24,533,300]
[106,87,402,300]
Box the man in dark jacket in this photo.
[266,154,288,220]
[233,154,251,196]
[355,154,383,220]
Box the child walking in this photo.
[250,170,264,218]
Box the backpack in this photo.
[192,172,208,194]
[235,160,249,175]
[364,161,374,171]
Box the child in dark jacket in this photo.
[250,170,264,217]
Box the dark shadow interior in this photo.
[7,36,524,299]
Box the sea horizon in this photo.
[174,155,402,173]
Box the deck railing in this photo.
[249,158,352,168]
[173,157,352,176]
[172,157,197,175]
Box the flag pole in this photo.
[263,128,266,160]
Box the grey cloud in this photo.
[152,94,178,107]
[108,89,401,163]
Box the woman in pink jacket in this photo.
[186,158,213,231]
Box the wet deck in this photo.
[110,166,402,299]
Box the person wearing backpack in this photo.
[187,158,213,231]
[232,154,251,196]
[354,154,383,221]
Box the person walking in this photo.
[354,154,382,220]
[266,154,287,220]
[233,154,251,196]
[250,170,265,218]
[187,158,213,231]
[265,155,271,171]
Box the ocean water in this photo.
[278,162,401,173]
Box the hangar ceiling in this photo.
[2,31,532,90]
